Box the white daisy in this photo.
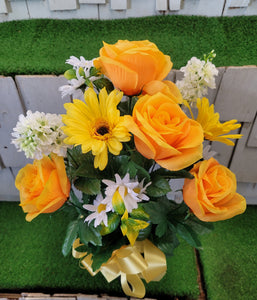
[83,194,111,227]
[59,70,86,98]
[66,56,95,77]
[102,173,151,213]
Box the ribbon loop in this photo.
[72,238,167,298]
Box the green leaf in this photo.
[175,222,202,249]
[90,67,101,77]
[118,100,129,116]
[152,168,194,179]
[146,175,171,197]
[69,189,84,213]
[100,213,120,236]
[93,78,114,93]
[62,219,79,256]
[85,77,93,88]
[184,215,214,235]
[155,221,168,237]
[130,206,150,221]
[136,222,152,241]
[90,235,127,271]
[154,230,180,256]
[131,161,151,182]
[119,160,137,178]
[74,177,101,195]
[143,199,169,224]
[79,219,102,246]
[74,160,98,178]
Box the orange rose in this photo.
[94,40,173,96]
[15,153,70,222]
[183,158,246,222]
[124,92,203,171]
[142,80,183,104]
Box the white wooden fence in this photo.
[0,0,257,22]
[1,66,257,203]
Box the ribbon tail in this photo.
[121,273,146,299]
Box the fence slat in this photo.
[0,76,31,167]
[247,113,257,147]
[214,66,257,122]
[15,75,71,114]
[230,122,257,183]
[0,168,19,201]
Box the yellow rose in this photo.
[183,158,246,222]
[94,40,173,96]
[124,92,203,171]
[15,153,70,222]
[142,80,183,104]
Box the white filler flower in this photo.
[176,51,218,102]
[102,173,151,213]
[83,194,111,227]
[11,110,70,160]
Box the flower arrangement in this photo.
[12,40,246,298]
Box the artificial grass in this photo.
[199,206,257,300]
[0,202,199,299]
[0,16,256,76]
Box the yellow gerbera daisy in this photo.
[194,97,242,146]
[62,88,131,170]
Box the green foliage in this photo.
[143,198,213,254]
[93,77,114,93]
[130,205,150,221]
[100,213,120,236]
[154,231,180,256]
[62,219,79,256]
[152,168,194,179]
[146,175,171,197]
[74,177,101,195]
[112,154,151,182]
[79,218,102,246]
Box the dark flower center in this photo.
[97,126,109,136]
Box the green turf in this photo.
[199,206,257,300]
[0,202,199,299]
[0,16,256,76]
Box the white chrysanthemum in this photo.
[11,110,70,160]
[176,54,218,102]
[102,173,151,213]
[83,194,111,227]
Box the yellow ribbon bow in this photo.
[72,238,167,298]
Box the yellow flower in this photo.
[193,97,242,146]
[62,88,131,170]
